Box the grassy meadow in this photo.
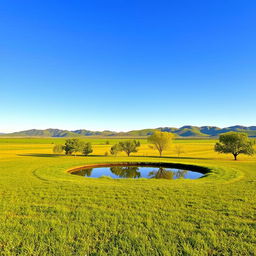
[0,137,255,255]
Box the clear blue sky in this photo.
[1,0,255,132]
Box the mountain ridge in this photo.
[1,126,256,138]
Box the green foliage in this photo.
[52,144,64,153]
[64,138,83,155]
[215,132,255,160]
[110,140,140,156]
[148,131,174,156]
[110,144,121,156]
[118,140,141,156]
[82,142,93,156]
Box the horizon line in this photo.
[1,124,256,134]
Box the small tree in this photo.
[118,140,141,156]
[64,138,83,156]
[215,132,255,160]
[148,131,174,156]
[53,144,64,154]
[110,144,120,156]
[82,142,93,156]
[174,144,185,158]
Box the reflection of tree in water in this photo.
[148,167,188,179]
[149,167,174,179]
[75,168,93,177]
[175,169,188,179]
[74,166,189,179]
[110,166,141,178]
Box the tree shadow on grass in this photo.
[17,154,213,161]
[18,154,64,157]
[17,154,106,158]
[131,155,214,161]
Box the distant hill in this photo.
[7,129,80,137]
[2,126,256,138]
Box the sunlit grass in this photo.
[0,138,255,255]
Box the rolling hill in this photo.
[1,126,256,138]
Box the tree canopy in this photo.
[148,131,174,156]
[82,142,93,156]
[110,140,140,156]
[215,132,255,160]
[110,144,120,156]
[118,140,141,156]
[63,139,84,156]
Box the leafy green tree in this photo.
[118,140,140,156]
[53,144,64,154]
[215,132,255,160]
[110,144,121,156]
[148,131,174,156]
[82,142,93,156]
[64,138,83,156]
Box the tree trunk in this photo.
[159,150,162,157]
[233,154,237,160]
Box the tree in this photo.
[118,140,141,156]
[215,132,255,160]
[53,144,64,154]
[174,145,185,158]
[148,131,174,156]
[82,142,93,156]
[110,144,120,156]
[64,139,83,156]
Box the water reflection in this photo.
[110,166,141,178]
[73,166,194,179]
[148,167,188,179]
[74,168,93,177]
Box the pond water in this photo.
[71,165,204,179]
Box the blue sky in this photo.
[1,0,256,132]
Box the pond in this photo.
[70,163,205,179]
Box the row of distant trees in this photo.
[53,131,255,160]
[53,139,93,156]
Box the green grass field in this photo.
[0,138,255,255]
